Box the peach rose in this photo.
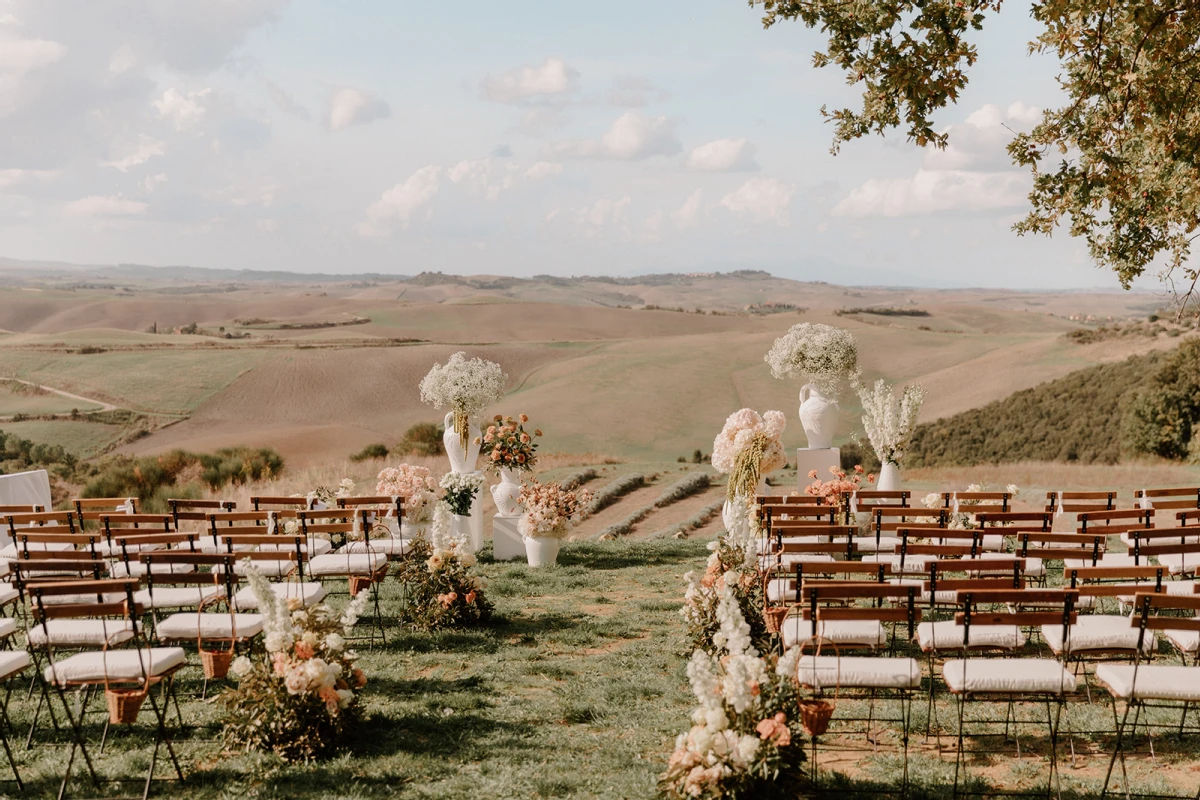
[294,641,314,660]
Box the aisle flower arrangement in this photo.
[308,478,357,508]
[440,471,486,515]
[376,464,438,523]
[857,379,926,467]
[419,351,507,446]
[478,413,542,472]
[661,583,806,800]
[764,323,858,398]
[395,502,492,630]
[681,498,769,657]
[922,483,1021,529]
[222,565,369,762]
[517,478,593,539]
[711,409,787,501]
[804,464,872,507]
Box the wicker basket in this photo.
[349,575,372,596]
[763,605,789,633]
[794,635,840,737]
[105,688,147,724]
[201,648,233,680]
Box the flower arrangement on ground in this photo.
[804,464,872,508]
[376,464,438,523]
[661,582,806,800]
[478,413,542,472]
[712,409,788,502]
[682,496,770,656]
[419,351,508,446]
[764,323,858,399]
[395,501,492,630]
[440,471,486,515]
[222,564,368,762]
[308,478,357,508]
[517,478,593,540]
[857,379,926,467]
[922,483,1021,529]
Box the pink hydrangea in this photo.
[711,408,788,475]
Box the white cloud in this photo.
[108,45,136,75]
[154,87,212,130]
[64,194,147,217]
[143,172,168,193]
[256,218,278,233]
[924,102,1041,172]
[0,36,66,74]
[673,189,704,229]
[517,108,569,136]
[102,134,165,171]
[265,80,311,120]
[720,178,794,225]
[329,87,389,131]
[0,168,55,190]
[448,158,516,201]
[358,165,441,236]
[831,168,1028,218]
[544,111,680,161]
[482,57,578,104]
[575,196,631,236]
[687,138,759,172]
[524,161,562,180]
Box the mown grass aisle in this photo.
[10,540,710,800]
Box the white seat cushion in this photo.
[217,560,296,578]
[855,536,901,554]
[232,581,326,611]
[27,619,136,648]
[1116,580,1198,604]
[796,655,922,690]
[97,540,164,557]
[1156,553,1200,576]
[1095,664,1200,701]
[890,579,958,605]
[0,618,14,639]
[1121,532,1200,548]
[0,584,16,606]
[156,613,264,641]
[988,552,1045,577]
[109,560,195,578]
[779,554,836,568]
[346,538,410,556]
[40,592,125,606]
[782,618,887,649]
[1064,554,1140,570]
[1163,628,1199,656]
[258,538,333,557]
[942,658,1076,695]
[861,554,932,575]
[308,552,387,576]
[44,647,187,686]
[0,650,31,681]
[916,621,1024,652]
[1042,615,1155,655]
[778,535,832,545]
[133,585,225,610]
[766,578,800,604]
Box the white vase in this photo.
[443,412,481,475]
[877,462,901,492]
[451,513,472,545]
[524,535,561,567]
[490,467,524,517]
[799,384,839,449]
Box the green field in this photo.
[0,418,131,458]
[0,381,102,416]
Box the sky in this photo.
[0,0,1159,289]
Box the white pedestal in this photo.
[796,448,841,490]
[492,515,526,562]
[469,489,484,552]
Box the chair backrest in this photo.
[974,511,1054,532]
[761,505,838,527]
[804,583,923,639]
[954,589,1079,648]
[250,496,311,511]
[923,569,1026,600]
[74,496,137,528]
[853,490,910,508]
[168,498,235,526]
[1064,565,1168,598]
[27,578,146,684]
[1016,531,1107,563]
[943,491,1011,512]
[1133,487,1200,511]
[1129,590,1200,661]
[0,504,42,513]
[337,495,404,518]
[793,561,891,584]
[11,553,108,591]
[100,513,173,538]
[15,531,100,553]
[1126,530,1200,563]
[1076,508,1154,536]
[5,511,77,537]
[1045,490,1117,513]
[1177,509,1200,527]
[139,551,237,595]
[873,507,947,534]
[775,539,857,561]
[216,535,308,580]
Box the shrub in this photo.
[350,443,389,462]
[653,473,710,507]
[586,473,645,515]
[83,447,283,511]
[839,440,881,473]
[1121,339,1200,460]
[560,468,598,490]
[394,422,445,457]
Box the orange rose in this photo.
[519,413,528,423]
[466,590,477,604]
[294,641,314,659]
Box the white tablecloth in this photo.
[0,469,53,549]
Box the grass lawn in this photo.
[6,539,1200,799]
[0,418,129,458]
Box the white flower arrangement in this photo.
[517,478,592,540]
[764,323,858,399]
[858,378,926,466]
[711,408,787,502]
[922,483,1021,529]
[419,352,508,445]
[439,471,486,515]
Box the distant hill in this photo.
[906,349,1170,466]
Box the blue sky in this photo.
[0,0,1151,289]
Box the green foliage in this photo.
[394,422,446,457]
[82,447,283,511]
[394,539,493,630]
[839,440,881,473]
[753,1,1200,297]
[0,428,77,476]
[196,447,283,488]
[349,443,389,462]
[907,349,1167,466]
[1121,339,1200,460]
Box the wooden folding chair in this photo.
[96,513,174,560]
[301,517,388,644]
[250,495,311,512]
[1099,590,1200,800]
[0,640,29,791]
[944,588,1080,799]
[1079,508,1154,550]
[214,534,325,612]
[778,565,893,652]
[1046,490,1118,514]
[73,497,138,530]
[167,498,235,530]
[1127,527,1200,577]
[30,577,185,800]
[864,506,947,554]
[942,490,1012,514]
[1134,487,1200,512]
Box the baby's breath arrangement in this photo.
[419,352,507,446]
[764,323,858,399]
[857,378,926,466]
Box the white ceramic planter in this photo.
[798,384,839,449]
[451,513,472,546]
[877,462,901,492]
[524,535,561,567]
[490,467,524,517]
[443,413,481,475]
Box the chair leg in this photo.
[1102,697,1133,799]
[142,683,184,800]
[900,692,911,796]
[52,686,101,800]
[1045,697,1064,800]
[953,694,966,799]
[0,684,21,792]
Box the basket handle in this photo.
[795,634,842,702]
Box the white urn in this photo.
[491,467,524,517]
[877,462,901,492]
[443,412,481,475]
[798,384,839,450]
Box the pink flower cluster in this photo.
[711,408,787,475]
[375,464,437,521]
[804,464,873,506]
[518,478,593,539]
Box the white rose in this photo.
[324,633,345,652]
[265,631,292,653]
[230,656,253,678]
[710,730,730,757]
[704,707,728,732]
[283,669,307,695]
[303,658,335,689]
[336,688,354,709]
[458,550,477,568]
[736,734,760,763]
